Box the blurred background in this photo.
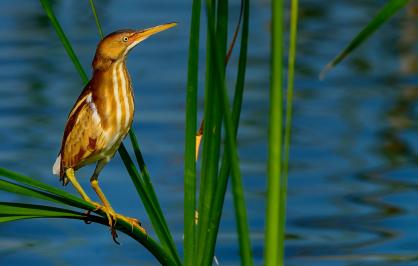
[0,0,418,265]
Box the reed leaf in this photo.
[0,215,39,223]
[0,169,125,222]
[184,0,201,263]
[89,0,104,39]
[39,0,88,83]
[115,219,178,266]
[127,131,181,265]
[0,179,76,205]
[118,145,181,266]
[197,0,230,262]
[0,201,176,265]
[128,130,164,216]
[279,0,299,262]
[196,0,223,261]
[204,0,253,264]
[265,0,284,264]
[320,0,411,78]
[0,168,94,210]
[202,0,250,262]
[0,202,86,218]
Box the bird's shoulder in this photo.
[62,81,103,148]
[60,82,106,167]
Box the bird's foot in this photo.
[95,205,146,244]
[114,214,146,234]
[83,201,145,243]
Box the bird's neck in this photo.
[91,58,132,96]
[92,56,131,83]
[107,60,131,91]
[92,53,129,72]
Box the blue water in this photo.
[0,0,418,265]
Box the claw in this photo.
[111,227,120,245]
[95,205,124,244]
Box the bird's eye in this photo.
[122,36,129,42]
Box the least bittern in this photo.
[52,22,176,242]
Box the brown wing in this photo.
[60,86,106,171]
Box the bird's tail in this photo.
[52,154,61,176]
[52,154,69,186]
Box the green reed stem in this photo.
[40,0,88,83]
[321,0,410,78]
[89,0,104,39]
[197,0,229,263]
[265,0,284,264]
[196,0,223,262]
[280,0,299,263]
[184,0,201,263]
[204,0,253,264]
[127,131,181,265]
[202,0,249,263]
[118,144,181,265]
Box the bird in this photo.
[52,22,177,242]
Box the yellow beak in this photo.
[130,22,177,45]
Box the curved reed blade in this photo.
[0,202,86,218]
[0,168,94,209]
[125,133,181,265]
[88,0,104,39]
[39,0,88,83]
[0,179,91,209]
[320,0,411,79]
[0,201,177,265]
[118,144,181,265]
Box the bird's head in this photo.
[93,22,177,70]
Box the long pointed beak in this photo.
[129,22,177,46]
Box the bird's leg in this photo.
[90,176,119,241]
[65,168,103,224]
[90,160,145,243]
[65,168,98,205]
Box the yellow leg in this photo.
[91,180,114,211]
[65,168,93,202]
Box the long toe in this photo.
[116,214,146,234]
